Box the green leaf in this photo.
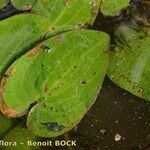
[108,24,150,101]
[1,123,39,150]
[1,30,109,137]
[0,14,50,78]
[0,0,7,9]
[0,0,101,78]
[100,0,130,16]
[32,0,100,25]
[11,0,101,25]
[0,114,17,139]
[11,0,36,10]
[0,0,109,138]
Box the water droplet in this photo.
[41,122,65,132]
[44,45,52,53]
[50,107,56,111]
[110,75,114,78]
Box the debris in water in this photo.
[115,133,122,142]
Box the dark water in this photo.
[0,0,150,150]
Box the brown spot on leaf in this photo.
[44,83,48,93]
[0,72,27,118]
[0,91,27,118]
[54,34,62,44]
[81,80,87,85]
[26,43,44,57]
[0,67,15,88]
[23,4,33,10]
[5,66,15,77]
[0,98,21,118]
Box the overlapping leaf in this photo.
[0,0,110,138]
[0,114,37,150]
[2,122,38,150]
[11,0,36,10]
[108,24,150,101]
[100,0,130,16]
[0,0,101,78]
[0,0,100,76]
[1,30,109,137]
[12,0,100,26]
[0,113,17,139]
[0,14,49,78]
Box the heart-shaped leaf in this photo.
[100,0,130,16]
[108,24,150,101]
[0,30,109,137]
[0,0,110,138]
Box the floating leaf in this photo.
[0,0,109,138]
[11,0,36,10]
[32,0,100,24]
[0,30,109,137]
[11,0,100,24]
[0,0,101,78]
[108,24,150,101]
[1,123,38,150]
[0,113,17,139]
[0,14,49,78]
[100,0,130,16]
